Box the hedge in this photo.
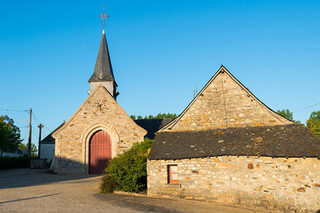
[0,156,32,170]
[100,139,153,193]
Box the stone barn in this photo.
[147,65,320,212]
[51,30,146,174]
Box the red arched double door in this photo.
[89,130,112,174]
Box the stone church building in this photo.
[51,30,146,174]
[148,65,320,211]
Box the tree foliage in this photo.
[307,110,320,137]
[130,115,136,120]
[18,143,38,157]
[102,139,153,193]
[130,113,177,120]
[277,109,294,121]
[276,109,301,123]
[0,115,22,156]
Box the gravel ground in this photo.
[0,168,275,213]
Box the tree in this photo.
[307,110,320,137]
[154,113,177,120]
[131,113,178,120]
[30,144,38,157]
[276,109,301,124]
[18,143,27,151]
[277,109,293,121]
[0,115,22,156]
[18,143,38,157]
[130,115,136,120]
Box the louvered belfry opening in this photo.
[89,130,112,174]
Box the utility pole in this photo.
[27,108,32,157]
[38,124,43,159]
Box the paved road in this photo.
[0,168,273,213]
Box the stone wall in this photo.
[164,71,291,131]
[53,85,146,174]
[147,156,320,212]
[89,81,115,97]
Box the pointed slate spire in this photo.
[88,31,117,85]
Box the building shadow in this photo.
[0,157,102,190]
[95,193,182,213]
[0,193,60,205]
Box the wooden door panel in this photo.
[89,130,111,174]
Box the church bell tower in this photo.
[88,5,119,99]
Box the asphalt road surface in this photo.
[0,168,275,213]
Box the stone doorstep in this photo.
[112,191,279,212]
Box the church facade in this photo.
[52,30,146,174]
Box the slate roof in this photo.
[40,134,55,145]
[149,124,320,160]
[134,119,172,139]
[88,31,117,85]
[40,122,65,144]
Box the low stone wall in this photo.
[30,159,48,169]
[147,156,320,212]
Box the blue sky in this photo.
[0,0,319,145]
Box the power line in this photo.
[32,115,41,126]
[32,113,51,132]
[0,109,29,112]
[293,102,320,113]
[32,126,39,137]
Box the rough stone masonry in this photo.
[147,157,320,212]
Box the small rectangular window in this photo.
[168,165,178,183]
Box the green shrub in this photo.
[104,139,153,193]
[100,174,116,194]
[0,156,32,170]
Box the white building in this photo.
[39,123,64,162]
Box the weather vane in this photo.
[100,4,110,32]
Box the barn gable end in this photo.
[162,65,292,131]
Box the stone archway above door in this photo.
[81,124,120,174]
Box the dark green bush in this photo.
[100,174,116,194]
[103,139,153,193]
[0,156,32,170]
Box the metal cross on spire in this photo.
[100,4,110,33]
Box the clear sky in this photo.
[0,0,319,145]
